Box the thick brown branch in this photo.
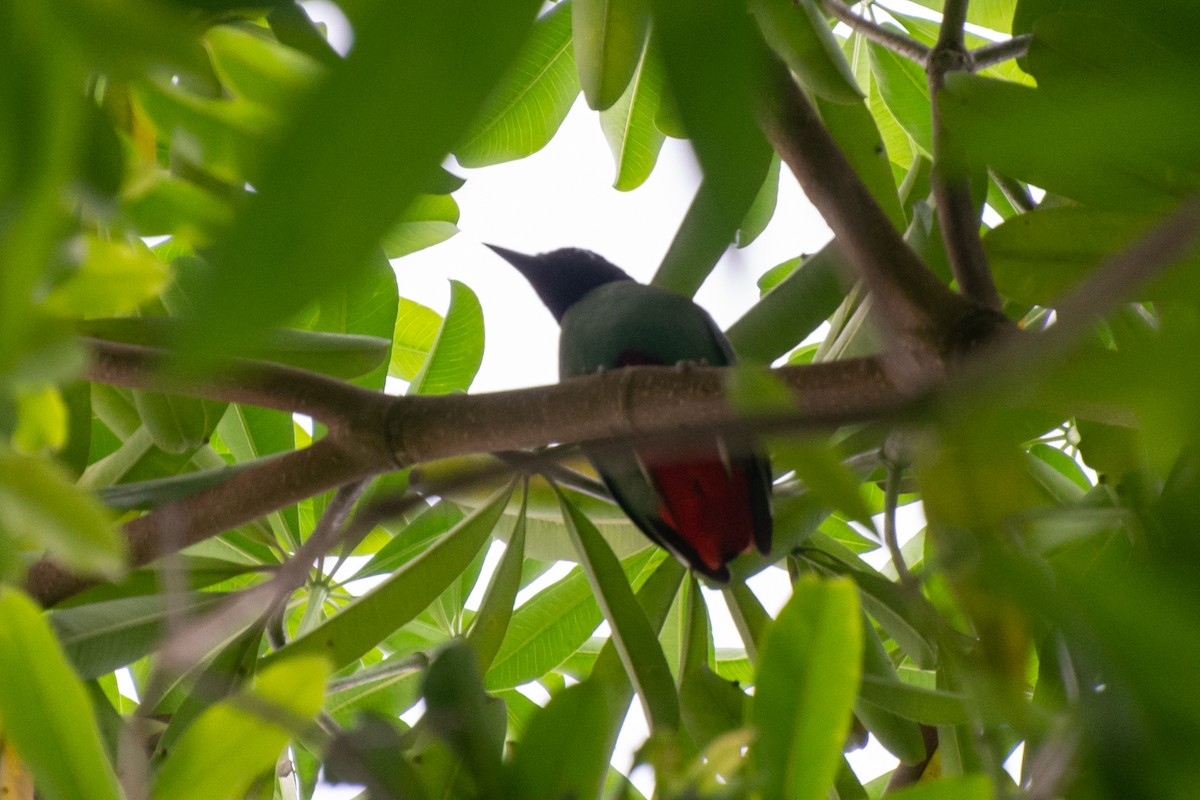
[819,0,930,65]
[387,357,903,465]
[755,61,999,381]
[84,338,392,431]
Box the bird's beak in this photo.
[484,243,533,269]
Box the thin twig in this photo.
[154,479,370,678]
[927,0,1003,311]
[972,34,1032,70]
[820,0,931,65]
[883,459,914,588]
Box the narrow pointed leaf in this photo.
[868,41,932,156]
[180,0,541,362]
[466,495,528,671]
[504,680,613,800]
[750,0,862,103]
[726,243,848,363]
[0,588,122,800]
[409,280,485,395]
[752,576,862,800]
[49,593,227,679]
[455,2,580,167]
[574,0,651,110]
[600,45,668,191]
[151,655,331,800]
[558,489,680,731]
[0,449,124,577]
[483,546,662,690]
[264,484,514,670]
[649,0,774,296]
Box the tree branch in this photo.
[972,34,1031,70]
[48,191,1199,611]
[26,436,393,606]
[84,337,392,431]
[819,0,930,65]
[755,59,1004,381]
[927,1,1003,311]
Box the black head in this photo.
[487,245,634,323]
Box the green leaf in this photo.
[558,489,680,731]
[574,0,651,110]
[205,23,322,109]
[859,675,969,726]
[599,45,668,191]
[151,655,331,800]
[390,298,444,381]
[352,500,465,579]
[154,625,266,760]
[465,495,528,671]
[41,237,168,318]
[885,774,993,800]
[726,243,849,364]
[983,207,1179,306]
[313,246,399,391]
[179,0,542,364]
[131,389,221,455]
[773,440,876,532]
[382,194,461,259]
[724,580,771,662]
[455,2,580,166]
[680,666,747,746]
[263,484,514,670]
[0,448,125,577]
[907,0,1015,33]
[750,0,862,103]
[423,642,505,794]
[49,593,227,679]
[816,95,906,230]
[217,404,299,541]
[752,576,863,800]
[503,680,613,800]
[409,280,485,395]
[855,618,927,763]
[868,40,932,157]
[939,73,1200,211]
[649,0,774,296]
[484,546,661,690]
[0,588,122,800]
[736,154,780,248]
[81,317,391,379]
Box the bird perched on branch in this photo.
[489,245,772,582]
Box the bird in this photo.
[488,244,772,582]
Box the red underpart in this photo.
[644,454,756,572]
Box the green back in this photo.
[558,282,733,377]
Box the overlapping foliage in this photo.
[2,0,1200,798]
